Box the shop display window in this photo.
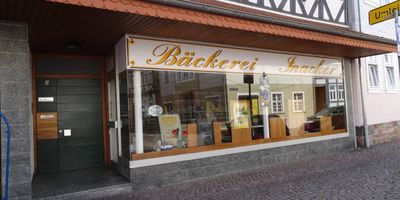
[121,70,347,160]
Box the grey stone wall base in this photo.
[356,120,400,147]
[117,156,131,180]
[0,21,32,200]
[130,137,354,190]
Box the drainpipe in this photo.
[149,0,396,45]
[358,59,370,148]
[352,0,370,148]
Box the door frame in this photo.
[32,54,111,172]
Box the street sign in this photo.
[369,1,400,25]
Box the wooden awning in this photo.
[1,0,395,57]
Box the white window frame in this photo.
[337,84,345,101]
[385,66,397,91]
[328,84,337,101]
[175,72,195,83]
[367,62,382,90]
[292,91,305,113]
[384,54,393,65]
[271,92,284,114]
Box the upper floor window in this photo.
[368,64,380,88]
[367,55,377,63]
[385,66,396,90]
[384,54,393,64]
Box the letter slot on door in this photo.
[37,112,58,173]
[37,112,58,140]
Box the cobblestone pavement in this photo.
[91,141,400,200]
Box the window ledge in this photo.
[368,88,384,94]
[386,89,399,93]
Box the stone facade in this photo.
[0,21,33,200]
[357,121,400,147]
[130,137,354,190]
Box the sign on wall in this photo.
[369,1,400,25]
[126,36,343,78]
[369,1,400,56]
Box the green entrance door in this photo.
[35,57,105,173]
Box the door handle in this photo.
[59,129,72,136]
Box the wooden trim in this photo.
[187,124,198,148]
[102,57,111,168]
[107,70,115,81]
[36,112,58,140]
[35,53,103,61]
[32,55,38,172]
[131,130,346,160]
[36,74,101,79]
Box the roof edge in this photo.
[150,0,396,46]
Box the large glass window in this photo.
[124,70,347,160]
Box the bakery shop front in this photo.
[114,35,350,187]
[1,0,398,198]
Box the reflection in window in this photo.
[338,84,344,101]
[176,72,195,83]
[292,92,305,112]
[271,92,284,113]
[163,72,170,85]
[329,84,337,101]
[125,71,347,160]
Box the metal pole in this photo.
[395,9,400,76]
[0,90,2,199]
[358,58,369,148]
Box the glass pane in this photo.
[126,71,347,159]
[386,67,396,89]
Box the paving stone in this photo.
[92,140,400,200]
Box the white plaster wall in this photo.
[360,0,396,40]
[359,54,400,125]
[354,0,400,125]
